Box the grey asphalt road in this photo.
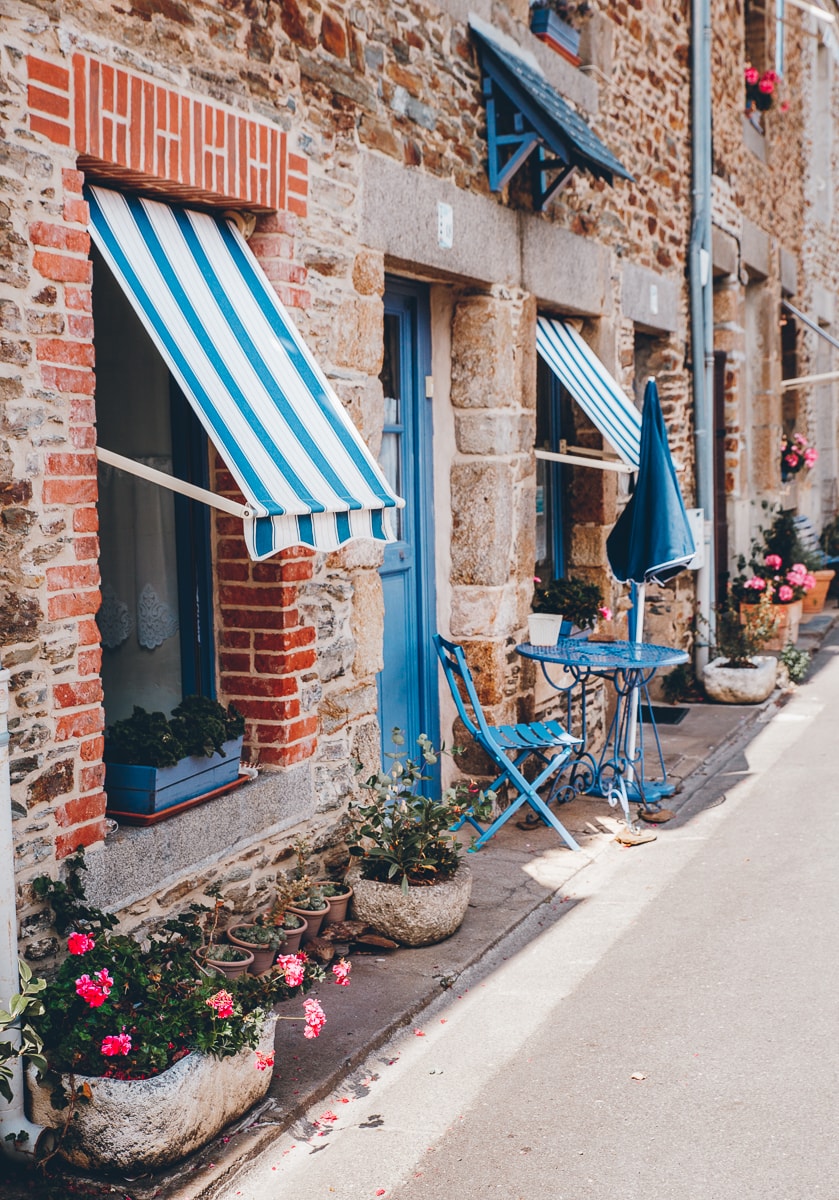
[219,638,839,1200]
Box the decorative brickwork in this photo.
[27,52,307,216]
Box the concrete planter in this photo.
[350,864,472,947]
[528,613,564,646]
[27,1013,278,1172]
[702,655,778,704]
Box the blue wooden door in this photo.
[377,280,439,759]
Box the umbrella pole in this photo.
[623,581,645,828]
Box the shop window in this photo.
[92,248,215,725]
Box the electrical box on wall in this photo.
[685,508,705,570]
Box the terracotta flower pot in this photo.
[802,569,835,615]
[226,924,281,975]
[740,599,802,650]
[288,902,328,942]
[318,882,354,926]
[275,913,308,954]
[200,944,254,979]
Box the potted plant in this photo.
[529,575,603,644]
[104,696,246,822]
[701,594,779,704]
[318,880,355,926]
[731,510,818,648]
[780,431,818,481]
[26,853,348,1171]
[263,882,309,955]
[226,918,285,975]
[287,886,330,942]
[346,733,494,947]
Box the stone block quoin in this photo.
[22,54,315,861]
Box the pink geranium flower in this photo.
[777,584,794,602]
[745,576,766,591]
[332,959,351,987]
[598,605,613,622]
[254,1050,275,1072]
[276,954,306,988]
[101,1032,132,1057]
[67,931,96,955]
[804,448,818,467]
[303,998,327,1039]
[206,989,235,1019]
[764,554,782,570]
[785,452,800,468]
[744,66,759,85]
[75,973,111,1008]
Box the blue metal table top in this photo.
[517,638,689,672]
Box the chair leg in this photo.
[471,788,580,852]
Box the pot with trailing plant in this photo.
[346,732,494,947]
[529,576,604,645]
[702,594,779,704]
[104,695,246,823]
[25,853,349,1171]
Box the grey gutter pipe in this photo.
[0,669,54,1165]
[689,0,715,671]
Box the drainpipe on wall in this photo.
[690,0,716,673]
[0,669,54,1165]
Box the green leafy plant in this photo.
[0,960,48,1103]
[29,852,339,1086]
[661,663,703,704]
[229,922,284,950]
[779,643,812,684]
[532,576,603,629]
[104,696,245,768]
[203,943,251,963]
[347,731,495,893]
[713,593,777,668]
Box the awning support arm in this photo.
[95,446,251,518]
[780,369,839,391]
[536,448,633,474]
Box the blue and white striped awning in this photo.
[86,185,402,560]
[536,316,641,468]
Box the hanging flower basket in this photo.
[780,432,818,481]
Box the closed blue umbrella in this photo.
[607,377,695,591]
[605,377,695,833]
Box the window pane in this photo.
[378,431,403,540]
[93,251,184,724]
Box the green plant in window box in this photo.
[532,576,603,630]
[105,696,245,768]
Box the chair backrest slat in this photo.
[433,634,496,742]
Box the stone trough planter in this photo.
[350,864,472,947]
[27,1013,278,1171]
[702,655,778,704]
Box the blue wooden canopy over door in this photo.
[377,281,439,761]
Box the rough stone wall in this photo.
[710,2,839,563]
[3,0,704,935]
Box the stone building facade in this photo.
[1,0,836,952]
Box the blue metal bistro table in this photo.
[516,638,689,826]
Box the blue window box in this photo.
[529,8,582,66]
[105,736,244,820]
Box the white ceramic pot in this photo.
[702,655,778,704]
[528,613,564,646]
[350,864,472,947]
[27,1013,278,1171]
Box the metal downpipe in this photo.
[690,0,716,673]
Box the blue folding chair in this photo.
[434,634,582,851]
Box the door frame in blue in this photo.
[378,277,440,757]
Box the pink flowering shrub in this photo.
[732,508,819,607]
[30,854,342,1087]
[780,432,818,478]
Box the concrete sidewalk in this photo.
[5,602,837,1200]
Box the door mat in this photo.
[641,704,689,726]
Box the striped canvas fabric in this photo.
[86,185,403,560]
[536,316,642,468]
